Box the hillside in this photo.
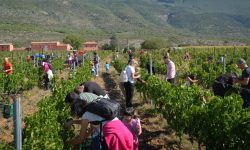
[0,0,250,46]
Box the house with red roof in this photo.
[83,41,99,51]
[31,41,72,51]
[0,43,14,51]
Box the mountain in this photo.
[0,0,250,46]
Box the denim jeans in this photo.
[94,63,99,76]
[92,134,101,150]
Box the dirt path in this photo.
[91,54,124,102]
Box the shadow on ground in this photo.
[139,125,178,150]
[102,72,126,108]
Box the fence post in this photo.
[223,56,226,74]
[82,54,85,65]
[73,61,76,71]
[213,47,216,62]
[36,58,39,67]
[149,53,153,106]
[149,54,153,76]
[13,96,22,150]
[233,46,236,56]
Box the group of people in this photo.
[211,58,250,108]
[90,51,101,77]
[3,55,37,75]
[90,51,110,77]
[163,51,250,108]
[64,81,142,150]
[66,51,80,69]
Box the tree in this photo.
[63,34,83,50]
[141,38,170,50]
[110,34,118,50]
[101,43,110,50]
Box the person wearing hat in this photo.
[233,58,250,108]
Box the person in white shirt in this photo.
[124,59,140,109]
[164,56,176,84]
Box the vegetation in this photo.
[109,34,118,51]
[63,34,84,50]
[141,38,170,50]
[113,47,250,149]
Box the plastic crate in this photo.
[3,104,13,118]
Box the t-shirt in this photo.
[128,53,133,60]
[83,81,106,96]
[43,62,50,73]
[103,120,134,150]
[166,60,175,80]
[47,69,53,80]
[82,111,106,123]
[105,64,110,70]
[122,118,142,138]
[82,111,118,130]
[26,56,30,63]
[79,92,98,103]
[122,118,142,150]
[241,67,250,89]
[3,62,12,74]
[93,55,100,64]
[126,65,135,83]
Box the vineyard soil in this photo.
[0,68,70,144]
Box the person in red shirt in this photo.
[140,49,145,55]
[26,55,31,63]
[3,57,13,74]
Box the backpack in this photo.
[212,73,236,97]
[120,67,128,82]
[86,98,120,150]
[86,98,120,120]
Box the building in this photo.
[31,41,72,51]
[0,43,14,51]
[83,41,99,51]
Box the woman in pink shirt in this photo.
[66,99,134,150]
[122,110,142,150]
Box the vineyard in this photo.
[0,47,250,150]
[113,47,250,149]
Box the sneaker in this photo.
[96,74,99,77]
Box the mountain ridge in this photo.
[0,0,250,46]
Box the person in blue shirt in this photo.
[104,61,110,73]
